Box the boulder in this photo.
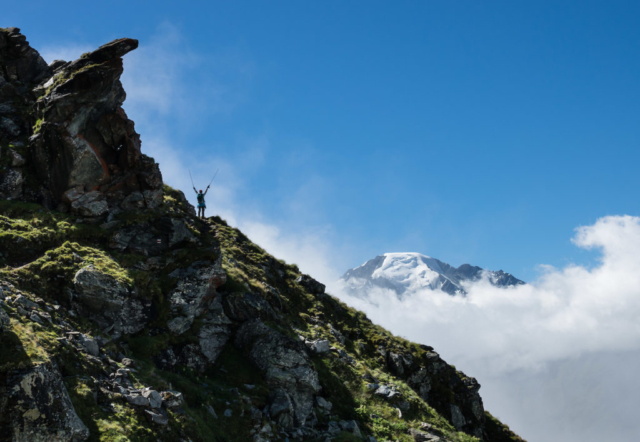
[125,394,149,407]
[77,334,100,357]
[69,191,108,217]
[198,324,231,364]
[141,389,163,409]
[144,409,168,425]
[13,294,38,310]
[4,361,89,441]
[169,218,198,247]
[316,396,332,411]
[73,266,149,335]
[407,368,432,401]
[235,319,321,428]
[168,259,226,333]
[269,389,294,427]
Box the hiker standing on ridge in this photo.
[190,168,218,219]
[194,187,208,218]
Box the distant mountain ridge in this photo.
[341,252,524,297]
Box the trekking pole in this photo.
[189,168,195,189]
[207,169,219,188]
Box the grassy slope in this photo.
[0,191,524,442]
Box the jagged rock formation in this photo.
[0,28,525,442]
[0,28,161,219]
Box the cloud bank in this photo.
[337,215,640,373]
[334,215,640,441]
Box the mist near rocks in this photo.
[328,215,640,441]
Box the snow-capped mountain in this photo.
[340,253,524,298]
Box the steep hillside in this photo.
[0,28,524,442]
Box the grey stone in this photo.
[450,404,466,430]
[224,409,232,417]
[120,191,145,210]
[269,390,293,428]
[309,339,331,354]
[13,294,38,310]
[169,218,197,247]
[235,319,321,428]
[409,428,443,441]
[168,260,227,326]
[141,389,163,409]
[198,324,231,364]
[29,312,44,325]
[316,396,332,411]
[70,191,108,218]
[144,409,168,425]
[78,334,100,357]
[73,266,149,335]
[206,404,218,419]
[4,361,89,441]
[125,394,149,407]
[161,390,184,409]
[167,316,193,335]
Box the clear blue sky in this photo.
[5,1,640,280]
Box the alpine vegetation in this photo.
[0,28,524,442]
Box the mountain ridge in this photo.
[0,28,524,442]
[341,253,524,298]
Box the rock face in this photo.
[386,348,486,438]
[72,265,150,335]
[168,259,227,334]
[0,28,162,216]
[0,28,525,442]
[235,319,321,429]
[0,307,9,334]
[2,362,89,442]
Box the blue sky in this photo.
[5,0,640,281]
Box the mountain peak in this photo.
[342,252,524,297]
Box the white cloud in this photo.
[335,215,640,441]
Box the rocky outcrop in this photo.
[3,361,89,442]
[167,259,226,334]
[0,28,162,216]
[30,37,162,215]
[72,265,150,336]
[387,348,486,438]
[235,319,321,429]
